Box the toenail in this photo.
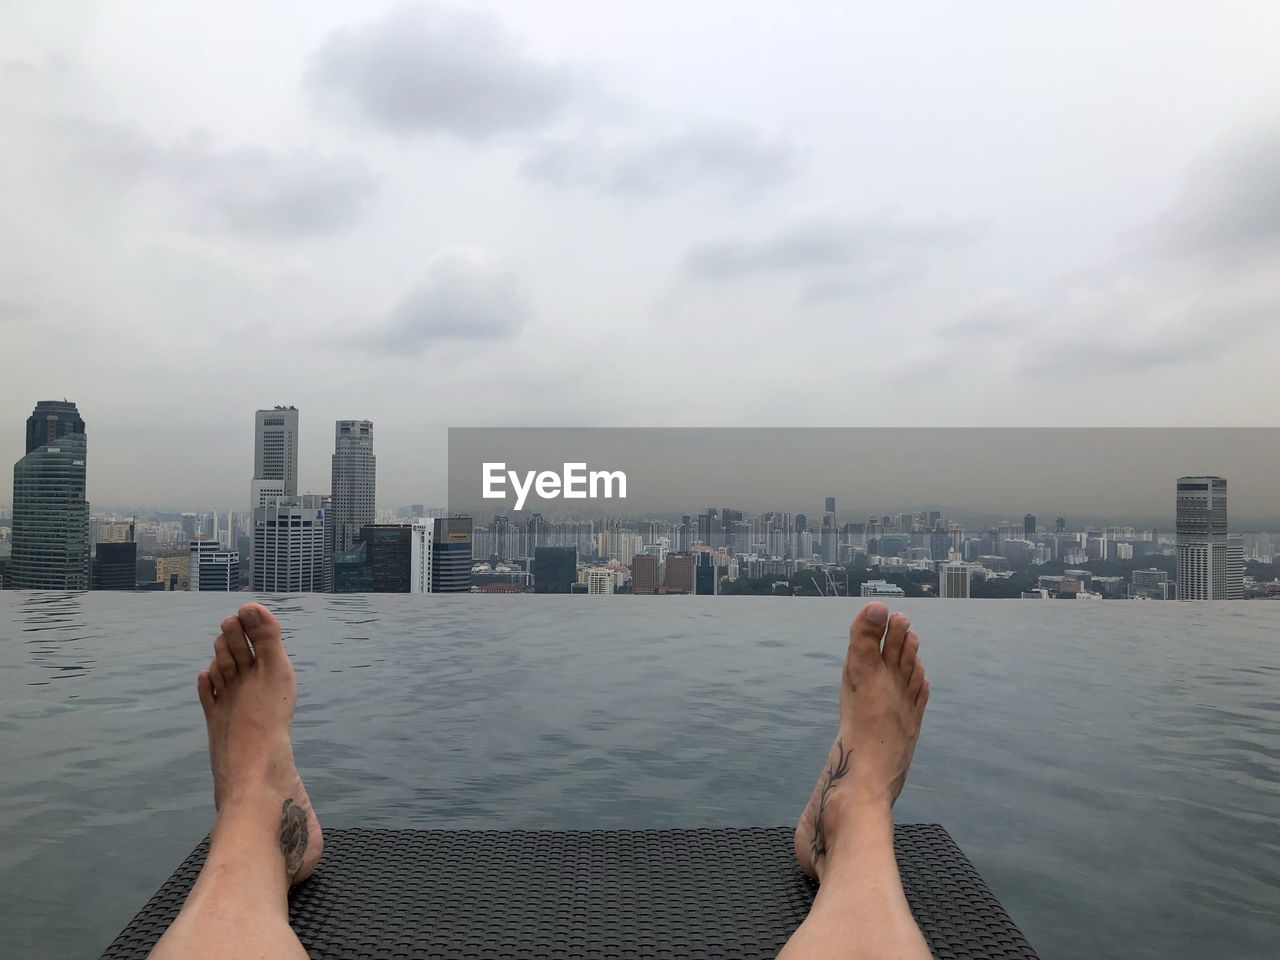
[864,602,889,624]
[239,606,262,628]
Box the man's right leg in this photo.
[779,602,932,960]
[148,603,322,960]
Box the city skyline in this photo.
[4,2,1280,509]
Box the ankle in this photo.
[816,800,893,881]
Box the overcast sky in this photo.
[2,1,1279,511]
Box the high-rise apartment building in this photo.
[252,495,326,592]
[327,420,375,591]
[631,553,659,594]
[189,539,240,591]
[1175,476,1240,600]
[409,517,474,593]
[939,561,976,598]
[10,400,91,589]
[585,568,615,594]
[664,553,695,594]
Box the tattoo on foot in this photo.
[809,738,852,866]
[279,798,308,882]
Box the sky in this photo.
[2,1,1279,511]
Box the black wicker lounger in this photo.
[101,825,1038,959]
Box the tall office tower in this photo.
[93,541,137,590]
[92,518,136,590]
[532,546,578,594]
[327,420,375,590]
[189,539,240,591]
[1175,476,1232,600]
[252,495,326,592]
[927,510,942,529]
[409,517,474,593]
[664,553,695,594]
[694,551,721,595]
[10,400,91,589]
[1024,514,1036,539]
[250,406,299,507]
[939,561,975,598]
[825,496,836,514]
[631,553,659,594]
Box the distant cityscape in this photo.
[2,400,1278,601]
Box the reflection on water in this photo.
[1,594,1277,959]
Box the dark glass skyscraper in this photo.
[533,546,577,594]
[10,401,90,589]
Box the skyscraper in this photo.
[10,400,90,589]
[189,539,240,591]
[1175,476,1240,600]
[250,407,299,508]
[939,561,975,598]
[410,517,474,593]
[532,546,577,594]
[664,553,695,594]
[1024,514,1036,539]
[631,553,659,594]
[252,495,326,592]
[327,420,375,591]
[93,519,136,590]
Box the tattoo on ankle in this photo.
[279,798,308,882]
[809,738,852,865]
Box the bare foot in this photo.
[197,602,323,884]
[794,602,929,881]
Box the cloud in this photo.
[680,211,977,303]
[521,124,798,196]
[375,247,529,351]
[1153,124,1280,262]
[685,212,975,280]
[308,2,574,140]
[937,289,1043,338]
[53,121,379,238]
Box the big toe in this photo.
[237,603,285,665]
[848,602,890,664]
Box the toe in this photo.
[916,676,931,712]
[197,670,215,717]
[213,634,237,683]
[882,613,910,667]
[907,655,925,698]
[221,615,254,673]
[848,602,889,662]
[897,629,920,677]
[237,603,285,665]
[208,656,226,694]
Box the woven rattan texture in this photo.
[101,825,1038,959]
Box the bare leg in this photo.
[779,602,932,960]
[149,603,323,960]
